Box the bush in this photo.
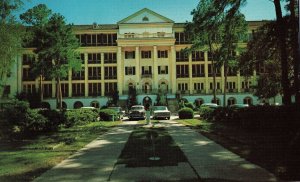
[99,109,118,121]
[38,109,66,131]
[65,109,98,127]
[184,102,194,110]
[1,100,49,136]
[199,107,215,120]
[178,107,194,119]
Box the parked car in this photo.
[200,103,220,109]
[152,106,171,120]
[229,104,249,110]
[80,107,98,112]
[128,105,146,120]
[108,107,125,119]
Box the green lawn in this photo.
[0,121,121,182]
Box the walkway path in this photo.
[34,120,278,182]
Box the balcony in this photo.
[193,90,205,94]
[141,73,153,78]
[119,32,173,39]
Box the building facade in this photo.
[2,8,282,110]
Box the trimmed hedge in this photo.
[178,107,194,119]
[184,102,194,110]
[38,109,66,131]
[65,109,98,127]
[99,109,119,121]
[199,107,215,120]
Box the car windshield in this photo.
[153,106,167,111]
[131,106,144,111]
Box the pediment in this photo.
[118,8,174,24]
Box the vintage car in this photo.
[108,107,125,119]
[128,105,146,120]
[152,106,171,120]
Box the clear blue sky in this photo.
[16,0,281,24]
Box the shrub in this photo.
[199,107,215,120]
[184,102,194,110]
[178,107,194,119]
[25,109,48,133]
[65,109,98,127]
[99,109,118,121]
[39,109,66,131]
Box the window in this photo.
[176,51,188,62]
[227,97,236,106]
[43,84,52,98]
[192,65,205,77]
[88,67,101,80]
[61,83,69,97]
[192,51,204,61]
[23,84,36,94]
[88,53,101,64]
[80,53,85,64]
[88,83,101,96]
[210,82,221,90]
[194,83,204,91]
[141,51,151,59]
[176,65,189,78]
[104,66,117,79]
[72,83,85,96]
[227,82,236,92]
[78,34,117,47]
[22,68,35,81]
[2,85,10,98]
[158,66,168,74]
[72,69,85,80]
[244,97,252,105]
[242,81,252,91]
[74,101,83,109]
[22,54,35,65]
[104,53,117,63]
[178,83,188,92]
[125,67,136,75]
[142,16,149,21]
[208,64,221,77]
[104,82,117,95]
[124,33,135,38]
[141,66,152,76]
[125,51,135,59]
[158,50,168,58]
[175,32,190,44]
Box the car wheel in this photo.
[167,117,170,120]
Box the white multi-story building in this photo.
[1,8,282,110]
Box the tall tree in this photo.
[274,0,291,105]
[186,0,225,103]
[0,0,24,97]
[20,4,52,102]
[21,4,81,109]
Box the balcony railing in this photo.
[141,74,153,78]
[193,90,205,94]
[119,32,173,39]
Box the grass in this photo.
[117,126,187,167]
[0,121,121,182]
[137,119,160,125]
[176,118,300,181]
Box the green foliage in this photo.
[178,108,194,119]
[65,109,98,127]
[15,91,41,108]
[38,109,66,131]
[199,107,215,120]
[184,102,194,110]
[99,109,118,121]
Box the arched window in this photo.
[243,97,252,105]
[90,101,99,108]
[74,101,83,109]
[211,98,220,105]
[62,101,67,109]
[195,98,204,107]
[227,97,236,106]
[41,102,50,109]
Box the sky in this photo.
[16,0,280,25]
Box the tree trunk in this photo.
[56,77,62,109]
[290,0,300,104]
[274,0,291,105]
[39,74,43,103]
[223,63,228,107]
[208,41,217,103]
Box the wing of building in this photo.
[1,8,281,110]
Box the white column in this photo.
[101,53,105,96]
[84,53,88,97]
[204,51,209,94]
[117,47,123,95]
[135,47,140,89]
[188,53,193,94]
[153,46,158,90]
[170,46,176,94]
[68,69,72,97]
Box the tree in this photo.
[20,4,81,109]
[186,0,225,103]
[0,0,24,97]
[20,4,52,102]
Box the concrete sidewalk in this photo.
[34,120,278,182]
